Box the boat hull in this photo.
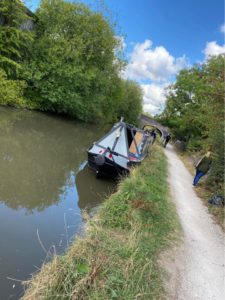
[87,152,128,179]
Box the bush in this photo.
[0,68,27,107]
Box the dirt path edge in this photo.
[162,145,225,300]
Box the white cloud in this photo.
[120,39,188,115]
[143,103,160,116]
[220,23,225,33]
[123,39,188,81]
[203,41,225,58]
[141,83,169,115]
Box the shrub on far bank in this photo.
[0,68,27,107]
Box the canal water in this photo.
[0,107,115,299]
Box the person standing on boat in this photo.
[193,151,212,186]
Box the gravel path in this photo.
[164,145,225,300]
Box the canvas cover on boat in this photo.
[97,124,128,158]
[88,121,151,170]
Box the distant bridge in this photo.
[140,114,169,139]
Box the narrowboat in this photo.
[87,119,152,178]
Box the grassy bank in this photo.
[22,145,180,300]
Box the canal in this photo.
[0,107,115,299]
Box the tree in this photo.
[159,54,224,189]
[0,0,142,124]
[21,0,123,122]
[0,0,34,77]
[201,55,224,189]
[117,80,143,124]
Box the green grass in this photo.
[22,145,180,300]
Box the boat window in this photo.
[129,131,143,155]
[126,128,134,147]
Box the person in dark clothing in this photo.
[193,151,212,186]
[163,134,171,148]
[150,129,157,144]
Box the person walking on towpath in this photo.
[193,151,212,186]
[150,129,157,144]
[163,133,171,148]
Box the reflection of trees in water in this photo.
[76,166,115,212]
[0,108,104,212]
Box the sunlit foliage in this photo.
[0,0,142,124]
[158,55,224,189]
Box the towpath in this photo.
[164,144,225,300]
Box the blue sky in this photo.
[24,0,225,114]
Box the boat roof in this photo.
[94,119,147,159]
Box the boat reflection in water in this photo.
[76,163,115,213]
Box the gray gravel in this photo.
[163,145,225,300]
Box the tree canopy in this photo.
[158,55,224,189]
[0,0,142,124]
[0,0,34,77]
